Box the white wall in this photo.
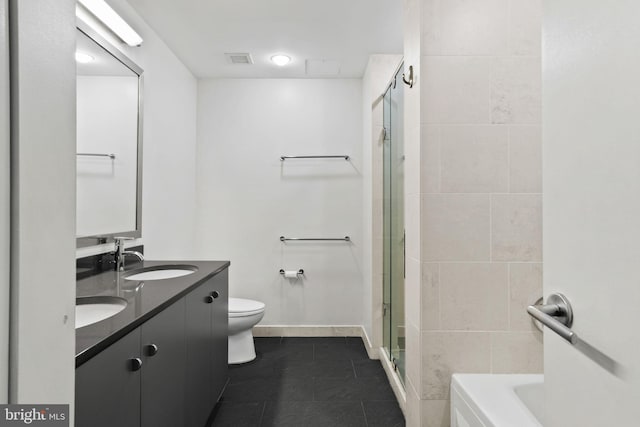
[77,76,138,237]
[0,0,9,404]
[76,0,198,259]
[9,0,76,408]
[197,79,364,326]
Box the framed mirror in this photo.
[76,22,143,248]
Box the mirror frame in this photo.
[76,21,144,248]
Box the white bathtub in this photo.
[451,374,544,427]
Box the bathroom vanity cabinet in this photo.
[185,269,228,427]
[75,264,229,427]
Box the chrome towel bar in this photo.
[280,155,349,161]
[527,293,578,344]
[77,152,116,159]
[280,236,350,242]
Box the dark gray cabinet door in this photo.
[209,268,229,401]
[75,328,141,427]
[185,278,214,427]
[140,299,186,427]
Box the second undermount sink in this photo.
[76,296,127,329]
[123,265,198,281]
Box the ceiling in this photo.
[125,0,403,79]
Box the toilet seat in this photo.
[229,298,265,318]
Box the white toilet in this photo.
[228,298,265,364]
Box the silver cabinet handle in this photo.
[527,293,578,344]
[130,358,143,371]
[147,344,159,357]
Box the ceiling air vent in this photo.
[305,59,341,76]
[225,53,253,64]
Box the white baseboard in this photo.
[360,326,380,360]
[253,325,363,337]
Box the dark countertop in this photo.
[76,260,230,367]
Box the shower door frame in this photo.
[382,63,405,384]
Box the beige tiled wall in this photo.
[404,0,543,425]
[403,0,424,422]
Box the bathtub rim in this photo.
[451,373,544,427]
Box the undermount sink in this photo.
[123,265,198,281]
[76,296,127,329]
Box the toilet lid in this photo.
[229,298,265,313]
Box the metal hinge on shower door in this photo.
[382,302,389,317]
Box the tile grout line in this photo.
[507,263,512,332]
[257,401,267,427]
[507,125,512,193]
[490,193,493,263]
[351,359,358,379]
[361,401,370,427]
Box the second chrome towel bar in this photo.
[527,293,578,344]
[280,236,350,242]
[280,155,349,161]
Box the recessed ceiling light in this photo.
[271,55,291,66]
[75,52,95,64]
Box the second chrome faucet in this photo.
[114,236,144,271]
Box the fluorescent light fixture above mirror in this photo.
[77,0,143,46]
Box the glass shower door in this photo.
[382,64,405,384]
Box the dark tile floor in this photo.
[209,337,405,427]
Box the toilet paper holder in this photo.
[279,269,304,277]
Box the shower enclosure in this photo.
[382,64,405,383]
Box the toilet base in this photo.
[228,328,257,364]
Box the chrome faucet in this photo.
[114,236,144,271]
